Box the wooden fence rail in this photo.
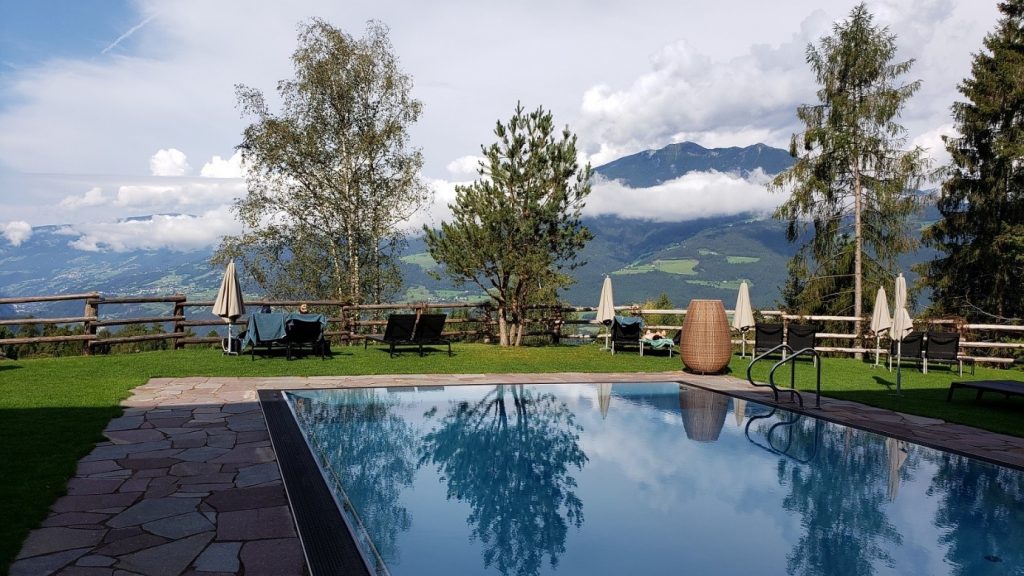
[0,293,1022,365]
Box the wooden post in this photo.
[82,294,99,356]
[173,295,186,350]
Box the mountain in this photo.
[593,141,794,187]
[0,142,936,318]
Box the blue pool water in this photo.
[286,383,1024,576]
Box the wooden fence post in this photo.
[82,294,99,356]
[173,294,186,350]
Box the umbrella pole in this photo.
[874,335,880,368]
[895,340,902,396]
[741,331,747,358]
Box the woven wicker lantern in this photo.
[680,299,732,374]
[679,386,729,442]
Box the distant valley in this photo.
[0,141,936,320]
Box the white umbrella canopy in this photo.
[891,273,914,394]
[870,286,892,367]
[732,281,755,357]
[596,275,615,326]
[212,261,245,353]
[892,273,913,341]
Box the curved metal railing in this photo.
[747,344,822,408]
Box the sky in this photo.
[0,0,1003,252]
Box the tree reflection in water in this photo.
[928,452,1024,573]
[292,391,418,565]
[418,384,587,576]
[747,412,908,576]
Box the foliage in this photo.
[921,0,1024,322]
[640,292,680,331]
[424,103,593,346]
[214,19,429,305]
[419,385,586,576]
[770,3,927,331]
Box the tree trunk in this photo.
[497,308,510,346]
[853,167,864,360]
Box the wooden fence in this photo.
[0,293,1021,365]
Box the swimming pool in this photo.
[275,382,1024,576]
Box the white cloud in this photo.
[59,187,108,210]
[0,0,1002,228]
[586,170,778,222]
[65,208,240,252]
[201,150,244,178]
[2,221,33,246]
[404,177,465,231]
[445,155,484,178]
[112,179,246,210]
[149,148,191,176]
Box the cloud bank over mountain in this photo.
[0,0,999,252]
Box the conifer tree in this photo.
[922,1,1024,321]
[425,104,592,346]
[770,3,927,346]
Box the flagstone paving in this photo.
[13,371,1024,575]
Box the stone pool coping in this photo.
[13,371,1024,575]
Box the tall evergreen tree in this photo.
[770,3,927,345]
[922,1,1024,321]
[213,19,430,304]
[424,103,592,346]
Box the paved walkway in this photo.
[12,372,1024,575]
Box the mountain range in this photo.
[0,141,935,320]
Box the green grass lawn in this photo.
[1,343,1022,572]
[613,258,700,276]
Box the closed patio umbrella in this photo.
[598,383,612,419]
[732,281,755,357]
[212,261,245,354]
[596,276,615,350]
[869,287,892,367]
[892,273,914,394]
[886,437,908,502]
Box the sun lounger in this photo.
[610,316,643,354]
[412,313,452,357]
[924,330,963,375]
[284,315,328,360]
[753,323,783,356]
[364,314,417,357]
[947,380,1024,402]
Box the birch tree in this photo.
[213,19,429,304]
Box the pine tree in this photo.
[770,3,927,346]
[922,1,1024,321]
[424,103,592,346]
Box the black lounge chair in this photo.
[947,379,1024,402]
[925,330,963,375]
[786,324,818,354]
[889,330,925,371]
[284,318,327,360]
[364,314,417,357]
[610,316,643,354]
[753,323,783,356]
[412,313,452,357]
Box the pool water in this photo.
[286,383,1024,576]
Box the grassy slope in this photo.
[1,344,1022,572]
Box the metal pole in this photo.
[896,340,903,396]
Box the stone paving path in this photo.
[12,372,1024,575]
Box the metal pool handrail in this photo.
[747,344,822,408]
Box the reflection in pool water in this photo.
[288,383,1024,576]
